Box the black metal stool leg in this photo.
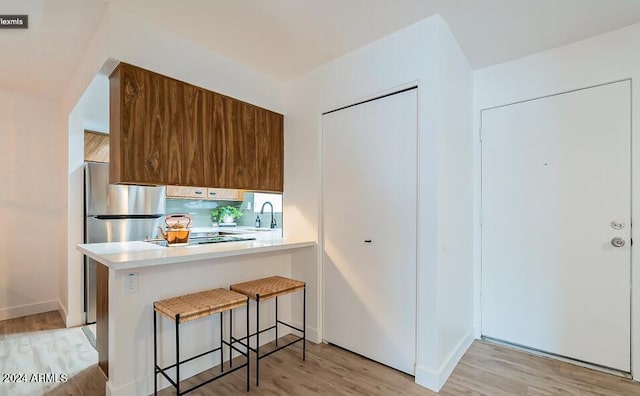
[275,296,278,346]
[220,312,224,373]
[154,309,158,395]
[303,285,306,361]
[175,314,180,395]
[230,308,233,368]
[256,295,260,387]
[246,299,250,392]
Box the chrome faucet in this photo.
[260,201,277,229]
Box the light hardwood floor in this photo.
[2,312,640,395]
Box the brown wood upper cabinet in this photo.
[109,63,202,185]
[256,109,284,191]
[109,63,283,192]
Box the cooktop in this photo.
[144,235,257,247]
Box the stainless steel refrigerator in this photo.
[84,162,166,323]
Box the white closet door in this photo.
[323,89,417,374]
[481,81,631,372]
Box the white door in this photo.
[323,89,417,374]
[481,81,631,372]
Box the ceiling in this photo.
[0,0,106,99]
[4,0,640,99]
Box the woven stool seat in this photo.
[154,288,247,323]
[231,276,305,301]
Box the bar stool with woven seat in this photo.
[230,275,305,386]
[153,288,250,395]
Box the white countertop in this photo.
[77,238,316,270]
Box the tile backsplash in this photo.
[166,199,236,227]
[166,192,282,228]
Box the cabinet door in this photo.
[203,95,258,189]
[323,88,417,374]
[203,92,229,188]
[167,80,204,186]
[112,64,172,185]
[256,109,284,192]
[230,101,258,189]
[111,63,204,186]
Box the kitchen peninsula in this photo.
[78,236,316,396]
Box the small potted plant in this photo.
[210,205,243,225]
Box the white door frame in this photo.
[476,79,634,377]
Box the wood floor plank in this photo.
[3,312,640,395]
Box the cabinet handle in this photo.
[364,240,372,243]
[195,191,203,195]
[209,192,217,195]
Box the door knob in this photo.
[611,237,625,248]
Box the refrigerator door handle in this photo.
[93,214,163,220]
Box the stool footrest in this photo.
[231,333,304,356]
[159,346,223,372]
[232,324,277,344]
[222,339,250,356]
[231,321,301,350]
[161,362,249,396]
[257,336,304,360]
[156,366,178,388]
[276,320,304,333]
[156,350,249,395]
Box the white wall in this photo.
[65,73,110,327]
[107,5,284,113]
[82,75,109,133]
[474,22,640,380]
[284,15,474,391]
[0,89,66,320]
[434,21,475,380]
[63,11,110,327]
[0,3,109,325]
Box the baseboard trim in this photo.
[0,299,62,321]
[57,299,68,324]
[290,320,320,344]
[415,330,474,392]
[54,299,86,328]
[66,311,85,328]
[105,379,117,396]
